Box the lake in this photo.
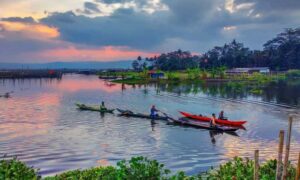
[0,74,299,176]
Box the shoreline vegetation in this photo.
[99,69,300,95]
[1,156,298,179]
[102,27,300,92]
[0,70,62,79]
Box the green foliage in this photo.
[46,156,172,180]
[166,72,180,81]
[116,156,171,180]
[44,166,117,180]
[187,68,200,80]
[0,156,297,180]
[286,69,300,78]
[203,157,296,180]
[0,158,40,180]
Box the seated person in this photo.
[150,105,159,118]
[100,101,107,110]
[218,110,227,120]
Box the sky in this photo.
[0,0,299,63]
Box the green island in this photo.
[99,69,299,96]
[1,156,297,179]
[99,28,300,96]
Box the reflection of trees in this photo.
[126,80,300,106]
[263,80,300,106]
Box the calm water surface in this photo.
[0,74,300,176]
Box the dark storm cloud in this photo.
[41,9,174,49]
[7,0,300,54]
[99,0,125,4]
[1,17,36,23]
[161,0,219,25]
[84,2,101,13]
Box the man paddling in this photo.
[210,113,217,127]
[150,105,159,119]
[100,101,107,111]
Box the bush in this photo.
[46,156,173,180]
[0,156,297,180]
[203,157,296,180]
[0,158,40,180]
[116,156,171,180]
[44,166,117,180]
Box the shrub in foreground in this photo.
[203,157,296,180]
[0,156,297,180]
[0,157,40,180]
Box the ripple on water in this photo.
[0,75,300,177]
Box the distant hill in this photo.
[0,61,132,70]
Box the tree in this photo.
[264,28,300,70]
[132,60,139,70]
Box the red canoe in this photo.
[179,111,247,127]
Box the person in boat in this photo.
[100,101,107,111]
[150,105,159,119]
[218,111,227,120]
[210,113,217,127]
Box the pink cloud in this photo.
[30,46,158,62]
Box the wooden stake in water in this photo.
[276,130,284,180]
[254,150,259,180]
[283,117,293,180]
[296,152,300,180]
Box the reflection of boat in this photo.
[76,103,114,113]
[170,117,239,132]
[179,111,247,127]
[117,108,168,120]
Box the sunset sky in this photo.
[0,0,299,63]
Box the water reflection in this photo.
[123,80,300,107]
[0,74,299,176]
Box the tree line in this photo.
[132,27,300,71]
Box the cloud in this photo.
[41,10,172,49]
[78,2,102,15]
[31,46,157,61]
[0,21,59,39]
[0,0,300,63]
[1,17,36,23]
[223,26,237,31]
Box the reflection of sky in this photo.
[0,74,299,176]
[47,75,125,93]
[0,93,60,140]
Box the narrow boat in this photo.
[76,103,114,113]
[171,117,239,132]
[117,108,168,120]
[179,111,246,127]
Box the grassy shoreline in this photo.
[99,69,291,85]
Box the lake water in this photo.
[0,74,300,176]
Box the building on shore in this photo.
[148,70,165,79]
[226,67,270,75]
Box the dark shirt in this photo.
[150,107,158,116]
[218,113,224,120]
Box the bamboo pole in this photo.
[296,153,300,180]
[283,117,293,180]
[254,150,259,180]
[276,130,285,180]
